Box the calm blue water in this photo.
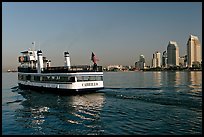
[2,71,202,135]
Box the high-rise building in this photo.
[167,41,179,67]
[139,55,145,63]
[187,35,201,67]
[151,51,161,68]
[162,51,168,68]
[139,55,145,69]
[135,55,145,70]
[152,56,157,68]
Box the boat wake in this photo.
[11,86,19,89]
[98,87,202,111]
[6,99,23,104]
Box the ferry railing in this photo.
[18,65,102,73]
[18,67,37,73]
[43,65,102,73]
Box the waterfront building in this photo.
[151,51,161,68]
[135,61,139,69]
[167,41,179,67]
[162,51,168,68]
[107,65,123,71]
[184,55,188,67]
[187,35,201,67]
[179,56,186,68]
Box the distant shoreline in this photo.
[2,68,202,73]
[104,69,202,72]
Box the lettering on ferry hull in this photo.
[82,83,98,87]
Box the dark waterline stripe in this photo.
[11,86,161,92]
[103,87,161,90]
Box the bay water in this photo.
[2,71,202,135]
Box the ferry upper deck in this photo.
[18,48,102,74]
[18,65,103,73]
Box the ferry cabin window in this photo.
[42,76,48,81]
[76,76,103,82]
[18,74,31,81]
[18,74,23,80]
[77,76,83,82]
[31,75,34,81]
[34,76,40,81]
[96,76,103,81]
[88,76,96,81]
[68,77,75,82]
[23,75,27,81]
[88,76,103,81]
[26,75,31,81]
[41,76,75,82]
[18,74,27,81]
[90,76,103,81]
[59,76,67,82]
[82,76,89,81]
[24,75,76,83]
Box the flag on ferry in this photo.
[91,52,99,64]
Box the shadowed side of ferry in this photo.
[18,48,104,94]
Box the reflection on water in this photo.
[30,106,49,125]
[175,72,181,86]
[152,71,181,87]
[165,71,181,87]
[157,71,202,90]
[152,72,161,87]
[188,71,202,92]
[15,91,105,135]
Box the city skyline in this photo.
[2,2,202,70]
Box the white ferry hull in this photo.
[18,82,104,94]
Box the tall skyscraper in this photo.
[162,51,168,68]
[151,51,161,68]
[187,35,201,67]
[167,41,179,67]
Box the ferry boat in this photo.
[17,48,104,94]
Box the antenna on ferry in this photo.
[32,41,35,50]
[32,41,35,51]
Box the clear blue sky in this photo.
[2,2,202,70]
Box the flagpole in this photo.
[32,41,36,59]
[32,41,35,51]
[39,41,41,50]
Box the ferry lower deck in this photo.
[18,83,104,95]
